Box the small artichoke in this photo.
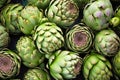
[18,5,43,35]
[0,24,10,50]
[65,23,94,53]
[83,52,113,80]
[33,21,64,55]
[0,49,21,79]
[47,50,82,80]
[16,36,45,68]
[0,4,23,35]
[0,0,10,8]
[45,0,79,28]
[27,0,50,9]
[83,0,114,30]
[94,29,120,56]
[24,68,50,80]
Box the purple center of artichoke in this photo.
[73,61,82,75]
[68,2,77,14]
[0,54,13,73]
[73,32,87,47]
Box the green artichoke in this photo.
[94,29,120,56]
[18,5,43,35]
[16,36,45,68]
[0,49,21,79]
[24,68,50,80]
[0,4,23,35]
[0,24,10,50]
[83,0,114,30]
[83,52,112,80]
[27,0,50,9]
[65,23,94,53]
[47,50,82,80]
[0,0,10,8]
[33,21,64,56]
[45,0,79,28]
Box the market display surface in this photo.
[0,0,120,80]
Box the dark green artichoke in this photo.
[47,50,82,80]
[45,0,79,28]
[65,23,94,53]
[0,49,21,79]
[83,52,113,80]
[83,0,114,30]
[0,4,23,35]
[94,29,120,56]
[16,36,45,68]
[24,68,50,80]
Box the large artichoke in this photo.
[65,23,94,53]
[45,0,79,28]
[94,29,120,56]
[0,0,10,8]
[0,4,23,35]
[33,21,64,56]
[47,50,82,80]
[0,24,10,50]
[83,52,113,80]
[18,5,43,35]
[24,68,50,80]
[83,0,114,30]
[0,49,21,79]
[16,36,45,68]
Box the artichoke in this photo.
[33,21,64,56]
[47,50,83,80]
[65,23,94,53]
[0,4,23,35]
[83,52,113,80]
[94,29,120,56]
[18,5,43,35]
[83,0,114,30]
[16,36,45,68]
[0,49,21,79]
[0,24,10,50]
[27,0,50,9]
[45,0,79,28]
[0,0,10,8]
[24,68,50,80]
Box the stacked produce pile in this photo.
[0,0,119,80]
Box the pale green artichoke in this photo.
[83,52,113,80]
[47,50,82,80]
[0,0,11,8]
[0,4,23,35]
[24,68,50,80]
[45,0,79,28]
[0,49,21,79]
[33,21,64,56]
[94,29,120,56]
[18,5,43,35]
[16,36,45,68]
[83,0,114,30]
[0,24,10,50]
[65,23,94,53]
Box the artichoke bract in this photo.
[0,24,10,50]
[45,0,79,28]
[27,0,50,9]
[94,29,120,56]
[83,0,114,30]
[18,5,43,35]
[0,4,23,35]
[0,49,21,79]
[83,52,113,80]
[16,36,45,68]
[65,23,94,53]
[0,0,10,8]
[47,50,82,80]
[33,21,64,55]
[24,68,50,80]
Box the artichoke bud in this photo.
[94,29,120,56]
[0,49,21,79]
[65,23,94,53]
[47,50,83,80]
